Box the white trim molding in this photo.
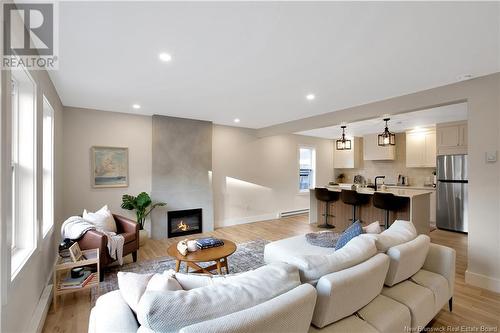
[465,269,500,293]
[216,213,279,228]
[30,255,58,333]
[280,209,309,218]
[28,284,53,333]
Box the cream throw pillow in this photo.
[363,221,382,234]
[83,205,117,233]
[386,234,430,286]
[360,220,417,252]
[146,270,183,292]
[118,272,154,313]
[118,270,183,313]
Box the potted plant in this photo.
[121,192,166,246]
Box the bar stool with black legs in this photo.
[340,189,369,224]
[373,192,405,229]
[314,188,339,228]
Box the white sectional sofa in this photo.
[89,220,455,333]
[264,220,456,332]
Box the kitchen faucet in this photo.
[374,176,386,190]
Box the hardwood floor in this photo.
[42,215,500,333]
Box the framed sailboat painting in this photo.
[91,146,129,188]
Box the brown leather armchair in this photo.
[77,214,139,281]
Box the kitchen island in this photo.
[309,186,433,235]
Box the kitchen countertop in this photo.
[387,185,436,191]
[310,184,432,235]
[322,185,434,198]
[329,183,436,191]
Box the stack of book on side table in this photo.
[60,270,95,290]
[196,237,224,250]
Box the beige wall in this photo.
[212,125,334,227]
[62,108,152,223]
[336,133,436,186]
[61,116,335,231]
[465,75,500,292]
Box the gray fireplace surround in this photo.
[150,115,214,239]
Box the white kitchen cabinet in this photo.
[459,123,467,147]
[363,134,395,160]
[334,137,362,169]
[437,121,467,155]
[406,129,436,167]
[430,190,436,224]
[425,132,437,165]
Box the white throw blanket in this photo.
[101,230,125,265]
[61,216,125,265]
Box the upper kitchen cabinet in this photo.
[406,129,436,167]
[436,121,468,155]
[334,137,362,168]
[363,134,395,160]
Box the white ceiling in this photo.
[296,103,468,139]
[49,2,499,129]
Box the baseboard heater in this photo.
[280,209,309,218]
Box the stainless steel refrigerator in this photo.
[436,154,468,233]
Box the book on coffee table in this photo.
[196,237,224,249]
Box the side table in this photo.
[52,248,100,311]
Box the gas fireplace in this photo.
[167,208,202,238]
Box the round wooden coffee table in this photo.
[167,239,237,275]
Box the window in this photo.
[11,78,18,250]
[299,147,315,192]
[11,65,37,277]
[42,97,54,236]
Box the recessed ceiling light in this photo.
[132,104,141,109]
[306,94,315,101]
[158,52,172,62]
[233,118,241,123]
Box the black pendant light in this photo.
[378,118,396,146]
[336,125,352,150]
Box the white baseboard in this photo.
[217,213,279,227]
[29,256,58,333]
[280,208,309,218]
[28,283,53,333]
[465,270,500,293]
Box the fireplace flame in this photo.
[177,220,189,232]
